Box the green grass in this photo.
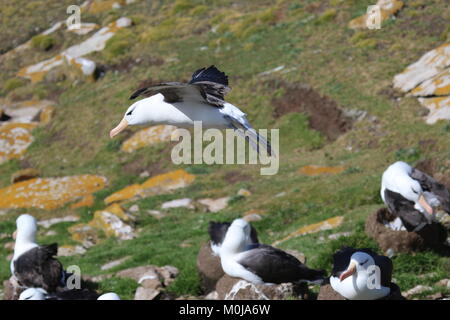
[0,0,449,300]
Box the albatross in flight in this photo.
[11,214,65,293]
[110,65,272,155]
[381,161,450,232]
[219,219,325,285]
[329,247,392,300]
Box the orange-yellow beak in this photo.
[12,230,17,240]
[339,261,357,282]
[110,119,129,138]
[418,194,433,215]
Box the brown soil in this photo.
[270,80,352,141]
[122,154,164,177]
[223,170,251,184]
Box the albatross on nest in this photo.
[11,214,64,292]
[110,65,272,155]
[381,161,450,232]
[329,247,392,300]
[219,219,325,285]
[208,220,259,256]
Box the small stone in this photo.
[147,210,165,219]
[161,198,194,210]
[101,256,131,270]
[57,245,86,257]
[328,232,351,240]
[237,189,251,197]
[243,214,262,222]
[134,287,160,300]
[435,279,450,288]
[129,204,139,213]
[198,197,230,213]
[275,192,286,198]
[4,242,14,251]
[205,291,218,300]
[139,171,150,178]
[404,285,433,298]
[45,230,57,236]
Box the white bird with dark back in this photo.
[110,65,272,155]
[330,247,392,300]
[381,161,450,231]
[219,219,326,285]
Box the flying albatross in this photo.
[110,65,272,155]
[11,214,65,292]
[329,247,392,300]
[219,219,326,285]
[19,288,121,300]
[381,161,450,232]
[208,220,259,256]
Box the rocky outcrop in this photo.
[215,275,310,300]
[348,0,403,30]
[105,169,195,205]
[393,43,450,124]
[0,175,107,210]
[116,265,179,300]
[121,125,178,153]
[365,208,448,254]
[197,242,224,294]
[317,282,405,300]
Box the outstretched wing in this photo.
[129,66,231,108]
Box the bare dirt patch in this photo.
[223,170,251,184]
[270,81,352,141]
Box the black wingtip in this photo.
[190,65,229,86]
[129,87,148,100]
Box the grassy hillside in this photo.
[0,0,449,300]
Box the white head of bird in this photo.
[338,251,375,283]
[14,214,37,246]
[19,288,48,300]
[110,98,156,138]
[383,161,433,214]
[220,219,252,255]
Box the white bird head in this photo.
[19,288,48,300]
[15,214,37,245]
[220,219,251,254]
[339,252,375,282]
[97,292,121,300]
[110,100,151,138]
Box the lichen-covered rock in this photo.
[365,208,448,254]
[161,198,194,210]
[298,165,345,176]
[417,96,450,125]
[3,277,24,300]
[82,0,127,14]
[348,0,404,30]
[272,216,344,246]
[18,17,132,82]
[38,215,80,228]
[0,175,107,210]
[317,282,405,300]
[67,23,99,35]
[121,125,178,153]
[215,275,309,300]
[88,204,135,240]
[393,43,450,93]
[197,242,224,294]
[0,122,37,164]
[105,169,195,204]
[57,245,87,257]
[411,68,450,97]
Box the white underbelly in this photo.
[330,276,390,300]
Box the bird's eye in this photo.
[126,110,133,116]
[411,187,418,194]
[359,259,368,266]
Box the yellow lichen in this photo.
[298,165,345,176]
[0,122,37,164]
[121,125,177,153]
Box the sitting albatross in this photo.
[330,247,392,300]
[110,65,272,155]
[381,161,450,231]
[208,220,259,256]
[11,214,64,292]
[19,288,121,300]
[219,219,325,285]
